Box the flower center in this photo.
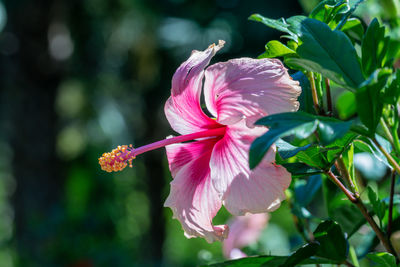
[99,127,226,172]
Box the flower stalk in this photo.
[306,72,322,115]
[372,137,400,175]
[326,169,398,259]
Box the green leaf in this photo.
[386,38,400,67]
[354,137,391,168]
[258,40,296,58]
[205,255,335,267]
[341,143,358,192]
[336,91,357,119]
[289,18,364,89]
[275,139,310,159]
[250,112,353,169]
[326,132,357,162]
[309,0,349,28]
[383,71,400,105]
[313,220,348,262]
[317,119,353,145]
[367,186,387,226]
[342,18,364,41]
[249,14,298,42]
[281,163,323,178]
[356,69,391,135]
[296,146,330,169]
[361,18,390,77]
[282,243,319,267]
[367,252,397,267]
[330,204,365,237]
[250,113,318,169]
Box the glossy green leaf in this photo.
[367,252,397,267]
[293,18,364,89]
[282,243,319,266]
[317,119,353,145]
[248,14,302,42]
[205,255,335,267]
[258,40,296,58]
[313,220,348,262]
[356,69,391,135]
[361,18,390,77]
[250,112,353,168]
[296,146,330,169]
[275,139,310,159]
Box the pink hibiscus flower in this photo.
[99,40,301,242]
[223,213,269,259]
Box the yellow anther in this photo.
[98,145,136,172]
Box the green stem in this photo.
[372,138,400,175]
[335,157,357,193]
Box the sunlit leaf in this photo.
[258,40,296,58]
[287,18,364,89]
[367,252,397,267]
[361,18,390,77]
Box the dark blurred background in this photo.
[0,0,313,266]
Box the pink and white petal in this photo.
[164,139,228,243]
[165,41,225,135]
[204,58,301,126]
[210,121,290,216]
[166,138,217,177]
[223,213,269,259]
[222,163,291,215]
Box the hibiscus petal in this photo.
[223,213,269,259]
[165,41,225,135]
[204,58,301,125]
[165,139,228,242]
[210,121,290,215]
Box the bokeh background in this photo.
[0,0,393,266]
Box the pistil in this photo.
[99,127,226,172]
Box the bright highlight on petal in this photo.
[99,40,301,242]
